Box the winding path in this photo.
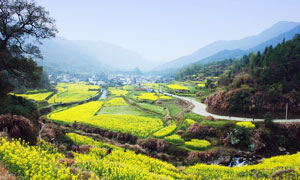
[39,123,46,140]
[163,92,300,123]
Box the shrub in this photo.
[0,95,39,124]
[264,112,274,127]
[186,150,219,164]
[185,139,211,150]
[187,122,216,137]
[0,114,37,145]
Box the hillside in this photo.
[157,21,300,70]
[205,34,300,118]
[38,37,154,74]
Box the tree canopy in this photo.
[0,0,57,96]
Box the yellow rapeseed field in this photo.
[104,98,128,107]
[136,93,158,101]
[14,92,53,101]
[167,84,189,90]
[48,101,104,123]
[48,82,100,104]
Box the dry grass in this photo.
[0,162,15,180]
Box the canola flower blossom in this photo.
[153,124,177,138]
[48,101,104,123]
[109,89,128,96]
[48,101,164,138]
[236,122,256,129]
[66,133,122,150]
[1,135,300,179]
[0,137,81,180]
[164,134,184,144]
[89,114,164,138]
[167,84,189,90]
[185,139,211,150]
[48,82,100,104]
[104,97,128,107]
[136,93,158,101]
[13,92,54,101]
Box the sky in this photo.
[36,0,300,63]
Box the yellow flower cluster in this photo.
[185,139,211,150]
[153,124,177,138]
[48,82,100,104]
[109,89,128,96]
[236,122,256,129]
[158,93,173,100]
[0,138,79,180]
[185,152,300,179]
[66,133,122,150]
[89,114,164,138]
[164,134,184,144]
[48,101,104,123]
[104,98,128,107]
[197,83,205,88]
[136,93,158,101]
[186,119,195,126]
[48,102,163,138]
[2,135,300,180]
[167,84,189,90]
[14,92,53,101]
[74,148,196,180]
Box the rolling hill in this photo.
[157,21,300,70]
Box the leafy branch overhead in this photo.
[0,0,57,96]
[0,0,57,58]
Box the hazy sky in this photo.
[36,0,300,63]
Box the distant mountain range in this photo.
[37,21,300,75]
[38,37,153,74]
[157,21,300,71]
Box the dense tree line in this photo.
[176,59,236,80]
[221,35,300,93]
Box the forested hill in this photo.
[176,59,236,80]
[205,34,300,118]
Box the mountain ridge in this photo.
[156,21,300,71]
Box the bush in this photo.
[264,112,274,127]
[0,95,39,125]
[0,114,38,144]
[186,150,219,164]
[185,139,211,150]
[187,122,216,137]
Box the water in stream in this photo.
[228,157,248,167]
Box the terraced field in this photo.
[89,114,164,138]
[48,82,100,103]
[14,92,53,101]
[48,100,164,138]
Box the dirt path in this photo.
[163,92,300,122]
[0,162,15,180]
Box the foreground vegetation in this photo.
[1,135,300,180]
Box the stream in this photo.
[99,89,107,99]
[228,157,248,167]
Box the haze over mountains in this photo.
[158,21,300,70]
[38,37,154,74]
[37,21,300,74]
